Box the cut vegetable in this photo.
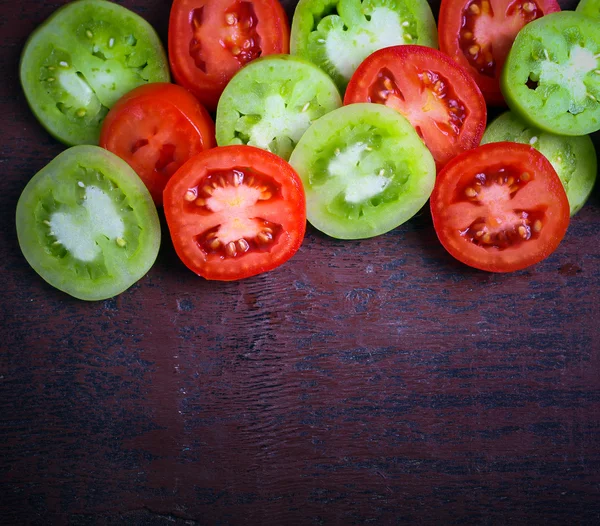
[438,0,560,106]
[216,55,342,161]
[502,11,600,136]
[482,111,597,215]
[169,0,290,111]
[288,103,435,239]
[100,83,216,206]
[290,0,438,92]
[20,0,170,145]
[344,44,486,170]
[16,146,161,300]
[430,142,570,272]
[163,145,306,281]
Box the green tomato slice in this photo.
[290,0,438,92]
[16,146,161,301]
[288,104,435,239]
[481,111,597,216]
[215,55,342,161]
[577,0,600,19]
[501,11,600,136]
[20,0,170,146]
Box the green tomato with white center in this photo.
[501,11,600,136]
[215,55,342,161]
[16,146,161,301]
[290,0,438,93]
[288,104,435,239]
[20,0,170,146]
[481,111,597,216]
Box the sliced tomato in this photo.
[99,83,215,206]
[430,142,570,272]
[344,45,486,171]
[438,0,561,105]
[163,145,306,281]
[168,0,290,111]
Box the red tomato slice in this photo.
[344,45,486,171]
[430,142,570,272]
[164,145,306,281]
[99,83,215,206]
[438,0,561,105]
[168,0,290,111]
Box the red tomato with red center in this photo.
[438,0,561,105]
[430,142,570,272]
[99,83,215,206]
[164,145,306,281]
[344,45,487,171]
[168,0,290,111]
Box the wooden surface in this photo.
[1,0,599,524]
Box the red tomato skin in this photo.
[163,145,306,281]
[168,0,290,112]
[430,142,570,273]
[344,45,487,171]
[99,83,216,206]
[438,0,561,106]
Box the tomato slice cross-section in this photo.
[163,145,306,280]
[430,142,570,272]
[344,45,486,170]
[100,83,216,206]
[168,0,289,111]
[438,0,561,105]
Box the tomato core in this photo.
[183,168,282,258]
[458,168,546,249]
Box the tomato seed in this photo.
[226,242,237,257]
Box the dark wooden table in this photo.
[1,1,599,524]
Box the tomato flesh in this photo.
[439,0,561,105]
[344,46,486,170]
[100,83,215,206]
[164,146,305,280]
[169,0,289,111]
[190,2,261,70]
[430,142,570,272]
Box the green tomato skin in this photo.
[289,103,436,240]
[20,0,170,146]
[481,111,597,216]
[16,146,161,301]
[501,11,600,137]
[215,55,342,161]
[290,0,438,93]
[577,0,600,19]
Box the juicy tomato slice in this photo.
[438,0,561,105]
[99,83,216,206]
[430,142,570,272]
[163,145,306,281]
[344,45,486,171]
[168,0,290,111]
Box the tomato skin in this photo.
[344,45,487,171]
[163,145,306,281]
[438,0,561,106]
[168,0,290,112]
[99,83,216,206]
[430,142,570,273]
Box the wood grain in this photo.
[1,0,599,524]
